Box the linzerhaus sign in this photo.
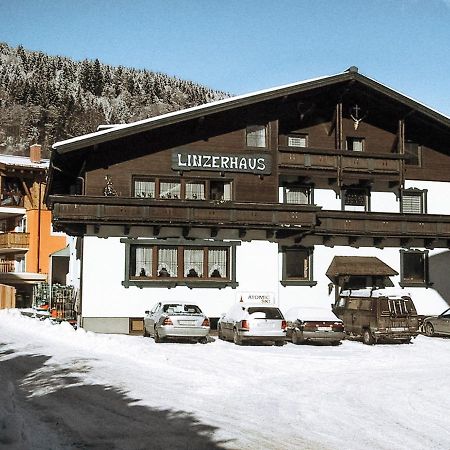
[172,150,272,175]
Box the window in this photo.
[287,134,308,148]
[280,247,317,286]
[342,187,370,212]
[185,181,205,200]
[134,179,155,198]
[401,189,427,214]
[246,125,267,148]
[160,181,181,199]
[405,142,421,166]
[283,186,313,205]
[122,239,240,288]
[346,137,364,152]
[133,178,232,201]
[400,250,429,287]
[210,181,232,201]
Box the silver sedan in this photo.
[423,307,450,337]
[143,302,210,343]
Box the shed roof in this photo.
[326,256,398,280]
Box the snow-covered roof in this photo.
[0,154,49,169]
[52,68,450,155]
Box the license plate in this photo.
[178,320,195,326]
[390,327,407,332]
[317,327,332,331]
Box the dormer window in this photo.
[246,125,267,148]
[346,137,364,152]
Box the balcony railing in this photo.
[49,195,319,232]
[0,260,15,273]
[0,232,30,250]
[278,146,403,179]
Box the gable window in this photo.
[122,239,240,288]
[280,247,317,286]
[342,187,370,212]
[400,250,429,287]
[404,142,421,166]
[346,137,364,152]
[401,189,427,214]
[246,125,267,148]
[287,134,308,148]
[283,186,313,205]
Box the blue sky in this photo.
[1,0,450,115]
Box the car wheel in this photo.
[143,325,149,337]
[362,329,375,345]
[198,337,208,344]
[217,325,225,340]
[274,340,284,347]
[425,322,435,337]
[233,328,242,345]
[154,327,163,343]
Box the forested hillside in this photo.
[0,43,229,158]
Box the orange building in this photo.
[0,145,67,308]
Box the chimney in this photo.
[30,144,42,163]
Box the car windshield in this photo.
[163,304,202,314]
[247,307,283,319]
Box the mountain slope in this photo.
[0,43,229,158]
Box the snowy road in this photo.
[1,309,450,450]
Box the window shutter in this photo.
[402,194,422,214]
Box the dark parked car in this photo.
[218,303,287,345]
[285,307,345,345]
[423,307,450,337]
[332,289,419,345]
[143,302,210,343]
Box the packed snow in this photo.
[1,309,450,449]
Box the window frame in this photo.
[400,249,430,287]
[400,188,427,214]
[287,133,308,148]
[132,176,233,201]
[341,187,371,212]
[122,238,240,288]
[280,246,317,287]
[282,184,314,205]
[246,124,268,148]
[346,136,365,152]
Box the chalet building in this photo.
[0,145,67,307]
[46,67,450,334]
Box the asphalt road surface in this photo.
[0,347,227,450]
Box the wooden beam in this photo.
[21,180,34,207]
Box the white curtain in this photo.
[135,247,152,276]
[285,188,309,204]
[208,248,227,278]
[160,182,181,199]
[134,180,155,198]
[185,182,205,200]
[184,249,204,277]
[158,248,178,276]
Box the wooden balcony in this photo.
[0,260,15,273]
[0,232,30,254]
[315,210,450,248]
[278,147,404,184]
[49,195,319,238]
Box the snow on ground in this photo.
[1,309,450,450]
